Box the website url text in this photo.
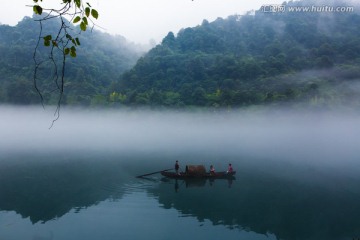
[261,5,355,13]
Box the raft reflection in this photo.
[1,155,360,240]
[148,164,360,240]
[161,178,234,192]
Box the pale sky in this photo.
[0,0,285,44]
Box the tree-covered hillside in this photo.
[112,0,360,108]
[0,15,144,105]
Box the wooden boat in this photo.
[161,170,236,179]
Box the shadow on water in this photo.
[148,161,360,240]
[159,177,235,192]
[1,153,360,240]
[0,154,132,224]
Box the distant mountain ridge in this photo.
[111,0,360,108]
[0,15,144,105]
[1,0,360,108]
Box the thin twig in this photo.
[33,20,45,109]
[32,1,95,128]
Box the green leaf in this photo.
[75,38,81,46]
[85,7,90,17]
[73,16,81,23]
[64,48,70,55]
[33,0,38,3]
[74,0,81,8]
[82,17,88,25]
[52,41,58,47]
[33,5,43,15]
[43,35,52,41]
[65,34,73,40]
[80,22,87,31]
[44,40,50,47]
[43,36,51,46]
[91,9,99,19]
[70,46,77,58]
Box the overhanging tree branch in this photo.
[31,0,99,127]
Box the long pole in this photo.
[136,168,173,178]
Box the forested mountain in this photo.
[1,0,360,108]
[112,0,360,108]
[0,15,144,105]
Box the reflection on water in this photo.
[151,162,360,240]
[1,154,360,240]
[162,177,234,193]
[0,155,129,224]
[1,107,360,239]
[0,155,274,240]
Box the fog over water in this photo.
[1,105,360,170]
[1,105,360,240]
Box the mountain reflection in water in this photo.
[0,155,360,240]
[151,165,360,239]
[150,162,360,240]
[0,156,129,224]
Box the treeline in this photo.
[111,0,360,108]
[1,0,360,108]
[0,15,144,105]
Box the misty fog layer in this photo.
[1,105,359,167]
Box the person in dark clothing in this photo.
[175,160,180,175]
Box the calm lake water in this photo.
[1,106,360,240]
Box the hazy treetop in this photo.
[0,0,286,44]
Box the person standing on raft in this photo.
[175,160,180,175]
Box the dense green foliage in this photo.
[1,0,360,108]
[32,0,100,58]
[112,0,360,108]
[0,15,144,105]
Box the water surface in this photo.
[1,106,360,240]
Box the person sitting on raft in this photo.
[210,165,215,175]
[227,163,233,173]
